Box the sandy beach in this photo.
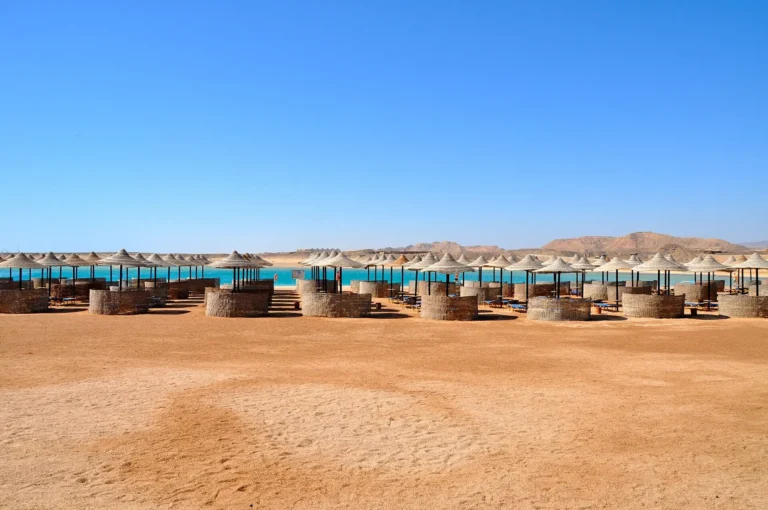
[1,299,767,509]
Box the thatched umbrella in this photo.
[686,255,729,307]
[98,249,138,291]
[389,255,411,297]
[633,253,686,296]
[158,254,179,282]
[83,252,101,282]
[721,256,738,292]
[207,251,258,292]
[383,254,399,297]
[597,257,633,303]
[506,255,543,303]
[0,253,43,289]
[314,250,338,292]
[467,255,490,287]
[591,255,608,283]
[63,254,88,297]
[322,252,365,294]
[404,254,423,296]
[571,256,597,297]
[732,253,768,296]
[685,256,704,284]
[146,254,172,286]
[36,252,64,296]
[408,253,439,294]
[424,254,474,296]
[486,255,512,297]
[542,255,557,267]
[534,257,577,299]
[132,253,157,290]
[626,254,643,286]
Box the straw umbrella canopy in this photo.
[467,255,490,287]
[63,254,88,291]
[80,252,100,282]
[146,253,172,285]
[389,255,411,297]
[456,253,471,265]
[0,253,43,289]
[36,252,65,295]
[687,254,730,304]
[633,253,685,295]
[408,253,439,295]
[570,256,597,298]
[131,253,157,289]
[534,257,577,299]
[597,257,633,302]
[424,254,474,296]
[207,251,259,292]
[542,255,557,267]
[98,249,139,291]
[506,255,543,303]
[486,255,511,291]
[321,252,365,294]
[402,254,423,296]
[300,252,320,266]
[732,253,768,296]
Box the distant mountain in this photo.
[542,232,748,256]
[740,241,768,249]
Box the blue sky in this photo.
[1,1,766,252]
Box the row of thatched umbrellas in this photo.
[0,250,271,294]
[296,250,768,302]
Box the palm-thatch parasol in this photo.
[625,254,643,286]
[36,252,65,295]
[486,255,512,293]
[596,257,633,303]
[424,254,474,296]
[571,256,597,297]
[322,252,365,294]
[389,255,411,298]
[63,254,89,296]
[146,254,172,285]
[507,255,543,304]
[0,253,43,289]
[207,251,259,292]
[542,255,557,267]
[98,249,138,291]
[467,255,490,287]
[132,253,157,290]
[83,252,101,282]
[732,253,768,296]
[683,254,728,306]
[403,254,423,296]
[408,253,439,295]
[534,257,577,299]
[633,253,686,296]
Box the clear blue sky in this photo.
[1,1,766,252]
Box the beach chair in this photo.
[508,303,527,313]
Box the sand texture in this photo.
[1,300,767,509]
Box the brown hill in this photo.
[543,232,747,256]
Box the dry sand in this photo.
[1,301,767,509]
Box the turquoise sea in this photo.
[4,265,733,287]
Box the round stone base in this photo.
[718,295,768,318]
[674,283,719,302]
[301,292,372,317]
[528,298,591,321]
[88,290,150,315]
[358,281,400,298]
[167,281,190,300]
[420,295,478,321]
[459,286,500,304]
[296,279,337,294]
[205,288,270,317]
[623,294,685,318]
[0,288,49,313]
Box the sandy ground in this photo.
[1,299,767,509]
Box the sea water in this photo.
[3,265,734,288]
